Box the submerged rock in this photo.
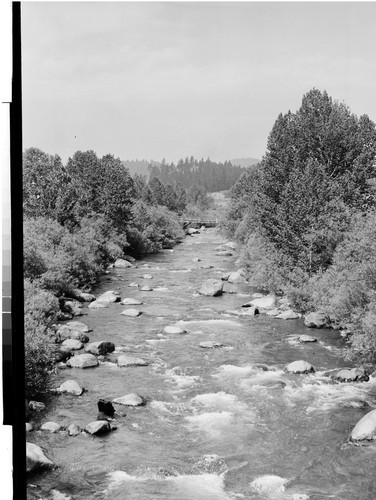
[67,353,99,368]
[304,312,328,328]
[215,250,233,257]
[350,409,376,441]
[120,298,143,305]
[85,420,111,435]
[199,341,224,349]
[117,355,149,367]
[26,442,54,473]
[113,393,145,407]
[85,341,115,356]
[121,308,142,317]
[163,325,187,334]
[198,279,223,297]
[338,399,369,409]
[285,360,315,374]
[58,380,84,396]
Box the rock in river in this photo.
[120,298,143,305]
[304,312,328,328]
[113,393,145,406]
[298,335,317,343]
[61,339,83,351]
[58,380,84,396]
[96,290,121,303]
[198,279,223,297]
[67,424,81,436]
[163,325,187,334]
[85,341,115,355]
[243,295,276,310]
[350,409,376,441]
[121,308,142,317]
[332,367,369,383]
[199,341,224,349]
[41,422,61,433]
[67,353,99,368]
[276,309,301,320]
[85,420,112,435]
[114,258,133,268]
[117,355,149,367]
[141,286,153,292]
[285,360,315,374]
[26,442,54,473]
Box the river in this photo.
[27,228,376,500]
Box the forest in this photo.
[220,88,376,363]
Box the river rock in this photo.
[265,309,280,317]
[350,409,376,441]
[57,325,90,343]
[96,291,121,303]
[67,424,81,436]
[67,353,99,368]
[227,270,246,284]
[285,360,315,374]
[57,311,73,321]
[198,279,223,296]
[120,298,143,305]
[114,258,133,268]
[298,335,317,343]
[61,339,83,351]
[304,312,328,328]
[244,295,276,309]
[58,380,84,396]
[221,272,231,281]
[29,401,46,412]
[163,326,187,334]
[129,282,139,287]
[338,399,370,409]
[26,442,54,473]
[85,420,111,435]
[276,309,302,320]
[85,341,115,356]
[117,355,149,367]
[98,399,115,416]
[188,228,199,234]
[215,250,233,257]
[113,393,145,406]
[26,423,34,432]
[78,292,96,302]
[66,321,91,333]
[199,341,224,349]
[142,274,153,279]
[141,286,153,292]
[121,308,142,317]
[41,422,61,433]
[332,367,369,383]
[223,241,237,250]
[88,300,108,309]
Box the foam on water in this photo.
[250,475,289,496]
[165,367,201,390]
[107,470,232,499]
[186,411,234,438]
[192,392,248,412]
[177,319,242,327]
[214,364,257,378]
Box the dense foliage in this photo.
[221,89,376,361]
[148,157,244,192]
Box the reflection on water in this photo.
[27,230,376,500]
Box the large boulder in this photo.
[62,299,83,317]
[26,443,54,473]
[66,353,99,368]
[121,309,142,317]
[120,298,143,305]
[117,355,149,367]
[41,422,61,433]
[56,325,89,343]
[198,279,224,297]
[304,312,328,328]
[61,339,83,351]
[58,380,83,396]
[96,291,121,303]
[85,341,115,356]
[332,367,369,383]
[285,360,315,374]
[350,409,376,441]
[276,310,301,320]
[244,295,276,310]
[85,420,111,435]
[227,270,246,284]
[114,258,133,268]
[113,393,145,406]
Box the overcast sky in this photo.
[21,2,376,164]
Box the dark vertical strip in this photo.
[10,2,26,499]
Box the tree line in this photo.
[220,88,376,362]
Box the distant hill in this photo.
[230,157,260,168]
[122,159,161,178]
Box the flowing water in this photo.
[27,229,376,500]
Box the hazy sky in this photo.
[21,2,376,164]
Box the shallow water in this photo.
[27,229,376,500]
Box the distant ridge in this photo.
[230,157,260,168]
[122,159,161,177]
